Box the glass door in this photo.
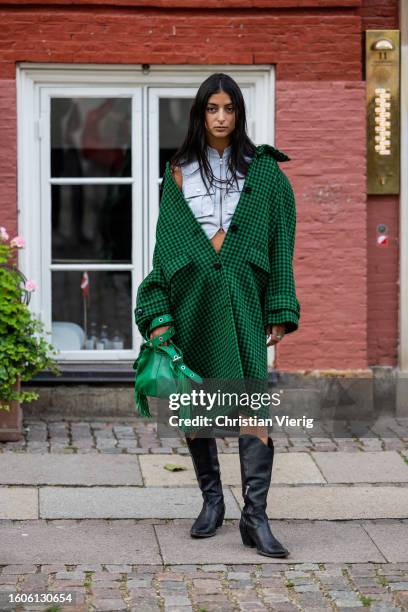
[39,88,143,359]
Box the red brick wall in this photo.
[275,81,367,370]
[0,0,401,371]
[358,0,399,29]
[0,80,17,238]
[0,9,361,80]
[367,197,400,366]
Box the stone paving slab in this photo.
[0,454,142,486]
[313,451,408,483]
[140,452,325,486]
[362,522,408,562]
[231,485,408,520]
[40,486,241,519]
[155,522,386,564]
[0,521,162,565]
[0,487,38,520]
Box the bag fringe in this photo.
[134,388,151,418]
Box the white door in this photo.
[38,86,143,360]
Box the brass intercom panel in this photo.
[366,30,400,194]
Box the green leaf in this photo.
[0,250,61,403]
[163,463,187,472]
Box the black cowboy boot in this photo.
[238,434,289,558]
[186,436,225,538]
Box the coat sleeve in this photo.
[264,169,301,334]
[134,177,171,340]
[134,243,171,340]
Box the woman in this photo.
[135,73,300,558]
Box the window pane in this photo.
[52,271,132,350]
[51,98,131,178]
[159,97,194,176]
[52,184,132,263]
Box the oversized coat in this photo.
[134,143,300,423]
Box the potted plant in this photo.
[0,227,59,441]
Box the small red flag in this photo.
[80,271,89,298]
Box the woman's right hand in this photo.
[149,324,171,346]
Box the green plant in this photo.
[83,573,92,587]
[359,594,375,606]
[377,574,389,587]
[0,227,60,408]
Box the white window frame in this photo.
[16,64,276,364]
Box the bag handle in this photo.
[143,325,175,348]
[141,326,202,384]
[158,343,203,384]
[147,314,174,338]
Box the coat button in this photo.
[230,223,238,232]
[213,262,222,269]
[136,308,144,315]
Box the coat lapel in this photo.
[163,146,264,261]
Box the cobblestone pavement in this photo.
[0,416,407,455]
[0,560,408,611]
[1,417,408,611]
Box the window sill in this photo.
[30,361,135,384]
[30,365,279,385]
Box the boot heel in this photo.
[239,522,256,548]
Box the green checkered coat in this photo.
[134,144,300,407]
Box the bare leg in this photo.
[239,414,269,445]
[186,431,199,441]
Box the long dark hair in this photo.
[170,73,257,193]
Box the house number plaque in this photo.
[366,30,400,194]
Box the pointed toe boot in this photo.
[238,434,289,558]
[186,435,225,538]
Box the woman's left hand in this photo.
[265,324,286,346]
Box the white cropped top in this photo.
[181,145,253,239]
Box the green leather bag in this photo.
[132,313,203,418]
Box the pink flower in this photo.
[25,279,37,292]
[10,235,26,249]
[0,226,9,241]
